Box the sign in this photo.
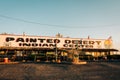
[0,34,113,49]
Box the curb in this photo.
[72,61,87,64]
[0,62,19,64]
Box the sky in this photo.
[0,0,120,50]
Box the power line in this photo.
[0,14,118,28]
[0,14,66,27]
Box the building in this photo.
[0,34,118,62]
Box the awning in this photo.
[0,47,118,52]
[81,48,118,52]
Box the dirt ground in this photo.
[0,62,120,80]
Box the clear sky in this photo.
[0,0,120,50]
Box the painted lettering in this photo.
[16,38,24,42]
[83,41,88,44]
[89,41,95,44]
[46,39,53,43]
[30,38,37,42]
[38,39,46,43]
[65,40,71,44]
[6,37,15,42]
[96,41,101,45]
[54,39,60,43]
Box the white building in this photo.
[0,34,118,62]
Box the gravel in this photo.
[0,62,120,80]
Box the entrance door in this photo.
[60,52,68,62]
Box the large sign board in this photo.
[0,34,113,49]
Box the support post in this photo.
[55,43,58,62]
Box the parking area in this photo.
[0,62,120,80]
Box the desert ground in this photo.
[0,62,120,80]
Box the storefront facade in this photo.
[0,34,118,62]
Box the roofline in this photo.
[0,33,107,40]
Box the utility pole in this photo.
[55,43,58,62]
[55,33,62,62]
[72,42,79,64]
